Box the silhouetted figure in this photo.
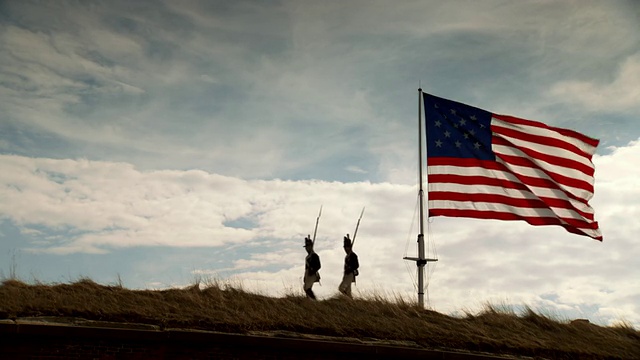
[338,234,359,297]
[303,235,321,300]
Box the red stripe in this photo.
[428,208,602,241]
[428,172,591,209]
[497,153,594,194]
[428,157,498,168]
[492,136,595,176]
[427,157,592,204]
[428,191,594,221]
[428,173,528,190]
[492,114,600,149]
[491,123,593,161]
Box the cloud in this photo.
[0,155,415,255]
[0,1,387,180]
[2,138,639,326]
[345,165,368,174]
[2,0,638,181]
[549,53,640,113]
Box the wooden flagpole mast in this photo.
[404,88,437,308]
[417,87,426,307]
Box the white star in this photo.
[450,109,457,115]
[463,133,470,139]
[469,129,475,136]
[474,142,481,150]
[444,130,451,138]
[435,140,443,147]
[434,120,442,127]
[480,123,486,129]
[455,140,462,148]
[459,118,466,126]
[470,115,477,121]
[434,103,439,109]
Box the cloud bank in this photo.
[1,137,639,327]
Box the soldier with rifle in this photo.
[338,234,359,297]
[303,206,322,300]
[303,235,321,300]
[339,207,363,298]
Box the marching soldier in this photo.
[303,235,321,300]
[338,234,359,297]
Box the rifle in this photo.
[312,205,322,245]
[350,207,365,247]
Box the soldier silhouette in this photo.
[303,235,321,300]
[338,234,359,297]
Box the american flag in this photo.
[424,93,602,241]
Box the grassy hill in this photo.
[1,278,638,359]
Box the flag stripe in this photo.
[428,158,593,204]
[428,182,595,220]
[492,114,600,152]
[424,93,601,241]
[492,135,595,177]
[428,207,602,240]
[428,173,594,215]
[495,152,594,195]
[492,119,596,163]
[492,121,596,168]
[428,199,599,231]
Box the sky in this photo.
[1,0,639,328]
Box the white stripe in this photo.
[428,193,589,221]
[428,200,601,238]
[428,182,595,216]
[491,132,593,175]
[493,142,594,183]
[427,164,593,201]
[494,158,594,201]
[429,199,553,217]
[492,117,597,156]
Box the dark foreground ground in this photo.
[1,279,638,359]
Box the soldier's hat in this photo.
[304,235,313,247]
[343,234,352,248]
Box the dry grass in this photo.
[1,278,639,359]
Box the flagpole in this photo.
[404,88,437,308]
[417,88,426,307]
